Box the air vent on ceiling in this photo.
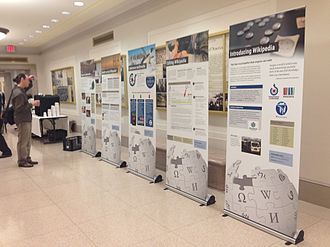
[93,31,114,46]
[0,57,28,63]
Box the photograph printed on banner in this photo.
[80,60,96,77]
[241,136,261,156]
[85,96,91,104]
[86,109,91,118]
[229,8,305,58]
[156,46,167,108]
[166,31,209,63]
[96,93,102,104]
[102,54,121,72]
[156,78,167,107]
[91,94,96,114]
[128,44,156,68]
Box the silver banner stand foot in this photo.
[205,194,216,206]
[118,160,127,168]
[285,230,304,245]
[94,151,101,158]
[153,174,162,183]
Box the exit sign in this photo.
[4,45,16,53]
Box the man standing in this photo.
[12,74,40,168]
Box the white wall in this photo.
[38,0,277,149]
[37,0,330,187]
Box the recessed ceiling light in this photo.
[35,30,42,34]
[61,11,71,15]
[29,34,34,38]
[74,1,84,7]
[51,19,59,23]
[42,25,50,29]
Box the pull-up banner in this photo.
[100,54,125,167]
[80,59,97,156]
[224,7,306,244]
[165,31,215,205]
[127,44,161,183]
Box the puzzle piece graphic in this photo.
[171,157,183,168]
[273,181,298,209]
[270,169,290,186]
[233,175,254,190]
[226,160,241,182]
[132,144,140,154]
[256,202,297,237]
[231,182,256,211]
[248,185,282,210]
[138,138,156,177]
[251,168,279,188]
[240,206,266,224]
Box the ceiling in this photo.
[0,0,151,50]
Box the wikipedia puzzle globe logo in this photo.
[129,136,155,176]
[225,160,298,237]
[167,147,207,199]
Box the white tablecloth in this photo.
[32,114,69,137]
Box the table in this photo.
[32,114,69,138]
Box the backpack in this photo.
[1,89,15,126]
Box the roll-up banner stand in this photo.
[80,59,98,157]
[224,7,306,244]
[165,31,215,206]
[127,44,162,183]
[100,54,126,168]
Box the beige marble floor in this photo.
[0,129,329,246]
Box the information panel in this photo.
[165,31,213,204]
[127,44,161,182]
[80,59,97,156]
[101,54,125,167]
[224,8,306,243]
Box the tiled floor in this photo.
[0,129,329,246]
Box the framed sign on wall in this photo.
[51,66,76,104]
[208,30,229,114]
[121,55,128,108]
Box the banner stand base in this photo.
[127,169,162,184]
[165,185,215,206]
[205,194,216,206]
[94,151,101,158]
[119,161,127,168]
[80,150,97,157]
[223,209,304,245]
[153,174,163,183]
[99,158,127,168]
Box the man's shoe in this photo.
[18,163,33,168]
[27,159,38,165]
[0,153,12,159]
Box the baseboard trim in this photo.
[299,179,330,209]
